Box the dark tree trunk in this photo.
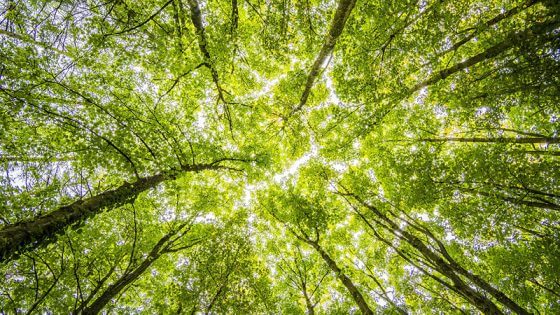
[0,173,164,262]
[0,162,232,262]
[291,0,357,115]
[81,229,177,314]
[417,137,559,144]
[411,19,559,92]
[187,0,225,102]
[346,193,530,315]
[81,254,160,314]
[437,0,539,57]
[305,239,374,315]
[466,189,560,211]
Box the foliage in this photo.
[0,0,559,313]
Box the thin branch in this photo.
[103,0,175,37]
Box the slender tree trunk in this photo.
[81,229,177,314]
[435,180,560,204]
[416,137,559,144]
[186,0,225,101]
[528,279,560,298]
[403,209,532,315]
[450,263,532,315]
[82,254,160,314]
[466,189,560,211]
[404,226,528,315]
[437,0,539,57]
[398,231,505,314]
[477,182,558,199]
[363,268,408,315]
[303,291,315,315]
[0,162,233,262]
[186,0,234,134]
[305,239,374,315]
[75,264,118,314]
[410,19,559,92]
[205,285,225,314]
[346,193,530,314]
[205,259,236,314]
[230,0,238,34]
[291,0,357,115]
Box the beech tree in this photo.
[1,0,559,313]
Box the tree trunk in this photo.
[437,0,539,57]
[187,0,225,103]
[346,193,528,314]
[0,162,231,262]
[466,189,560,211]
[81,229,176,314]
[304,292,315,315]
[450,263,532,315]
[410,19,559,92]
[416,137,559,144]
[305,239,374,315]
[291,0,357,115]
[75,264,118,314]
[398,232,506,314]
[81,254,159,314]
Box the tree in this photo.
[1,0,559,313]
[79,219,200,314]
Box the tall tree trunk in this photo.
[81,254,160,314]
[187,0,224,101]
[345,192,530,314]
[410,19,559,92]
[465,189,560,211]
[416,137,559,144]
[290,0,357,116]
[0,161,236,262]
[75,264,118,314]
[450,263,533,315]
[437,0,540,57]
[81,228,179,314]
[186,0,234,134]
[303,291,315,315]
[305,239,374,315]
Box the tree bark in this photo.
[290,0,357,116]
[0,161,236,262]
[303,291,315,315]
[436,0,539,57]
[467,189,560,211]
[81,253,159,314]
[450,263,532,315]
[392,229,505,314]
[186,0,234,133]
[81,228,179,314]
[410,19,559,93]
[186,0,225,103]
[416,137,559,144]
[75,264,118,314]
[305,239,374,315]
[345,192,529,314]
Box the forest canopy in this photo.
[0,0,559,313]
